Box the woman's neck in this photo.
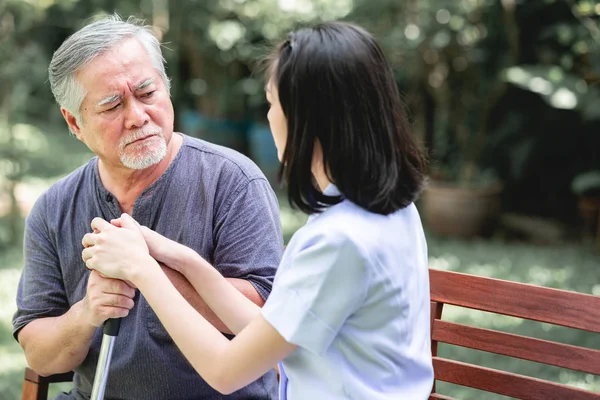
[313,167,331,192]
[311,141,331,192]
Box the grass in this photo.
[0,251,33,400]
[1,203,599,399]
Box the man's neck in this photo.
[97,133,183,214]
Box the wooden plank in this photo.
[24,367,42,384]
[22,368,73,400]
[429,269,600,333]
[430,301,443,335]
[24,367,73,384]
[431,301,443,358]
[433,357,600,400]
[22,379,47,400]
[429,394,457,400]
[432,320,600,375]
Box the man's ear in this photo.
[61,108,83,141]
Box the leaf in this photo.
[501,65,589,110]
[571,170,600,195]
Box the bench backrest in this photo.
[429,268,600,400]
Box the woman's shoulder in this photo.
[298,201,424,261]
[286,202,376,260]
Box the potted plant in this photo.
[571,170,600,243]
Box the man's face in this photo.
[63,37,175,170]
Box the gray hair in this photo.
[48,14,170,123]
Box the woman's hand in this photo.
[82,213,157,283]
[140,225,180,267]
[110,217,185,272]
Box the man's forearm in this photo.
[18,300,96,376]
[164,249,266,335]
[161,265,264,335]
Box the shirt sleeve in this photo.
[213,178,283,301]
[12,194,69,341]
[261,231,370,355]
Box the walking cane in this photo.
[90,318,121,400]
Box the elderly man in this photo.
[13,14,282,400]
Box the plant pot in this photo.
[577,195,600,237]
[421,181,503,238]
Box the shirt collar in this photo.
[307,183,342,223]
[323,183,341,197]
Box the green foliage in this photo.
[502,65,595,111]
[347,0,514,185]
[2,0,599,222]
[571,169,600,195]
[169,0,355,120]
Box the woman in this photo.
[82,21,433,399]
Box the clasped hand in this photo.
[81,213,153,283]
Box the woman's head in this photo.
[266,21,427,215]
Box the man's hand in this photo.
[82,215,155,282]
[16,270,136,376]
[82,270,136,327]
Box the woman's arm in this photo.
[107,217,268,335]
[82,214,295,393]
[136,263,295,394]
[159,264,264,334]
[154,238,265,335]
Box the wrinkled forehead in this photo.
[77,38,155,86]
[77,42,160,101]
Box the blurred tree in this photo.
[349,0,516,186]
[2,0,600,232]
[348,0,600,222]
[170,0,354,152]
[0,0,50,248]
[488,0,600,220]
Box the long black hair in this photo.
[267,21,427,215]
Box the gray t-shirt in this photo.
[13,134,283,399]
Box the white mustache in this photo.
[119,127,163,149]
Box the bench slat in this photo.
[433,357,600,400]
[433,320,600,375]
[429,394,457,400]
[24,367,73,384]
[430,269,600,333]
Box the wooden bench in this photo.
[22,368,73,400]
[22,269,600,399]
[429,269,600,399]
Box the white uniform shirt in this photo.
[262,185,433,399]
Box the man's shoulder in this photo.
[34,158,96,208]
[180,134,266,182]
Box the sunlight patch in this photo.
[429,254,460,271]
[0,269,21,323]
[0,349,27,375]
[560,370,600,392]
